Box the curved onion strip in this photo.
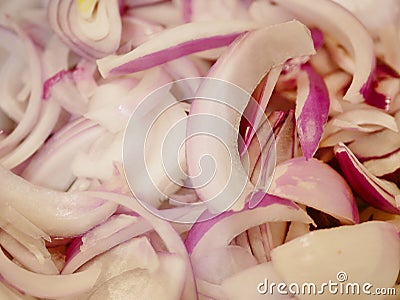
[269,157,359,224]
[270,221,400,298]
[295,63,329,159]
[0,231,59,275]
[0,55,26,123]
[1,101,61,169]
[320,129,364,148]
[186,20,315,212]
[0,23,42,158]
[22,123,106,191]
[275,0,375,103]
[240,65,283,155]
[185,194,313,256]
[0,281,36,300]
[97,20,260,76]
[0,203,50,242]
[80,191,197,299]
[0,166,118,236]
[363,149,400,177]
[348,112,400,158]
[70,236,160,299]
[0,246,100,299]
[335,143,400,214]
[48,0,121,59]
[333,108,398,132]
[62,214,153,274]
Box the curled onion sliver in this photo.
[335,143,400,214]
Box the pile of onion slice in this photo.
[0,0,399,299]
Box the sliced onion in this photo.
[363,150,400,177]
[80,191,197,299]
[48,0,122,59]
[0,23,43,158]
[271,221,400,300]
[69,236,160,299]
[0,165,117,236]
[22,119,106,191]
[335,143,400,214]
[62,214,153,274]
[295,63,329,159]
[328,108,398,133]
[220,262,292,300]
[97,20,260,76]
[87,253,186,300]
[348,111,400,158]
[185,194,313,256]
[269,157,359,224]
[275,0,375,103]
[0,245,100,299]
[0,231,58,275]
[186,20,315,212]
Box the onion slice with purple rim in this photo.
[335,143,400,214]
[97,21,260,76]
[295,63,329,159]
[186,20,315,212]
[269,157,359,224]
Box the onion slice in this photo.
[97,20,260,76]
[275,0,375,103]
[186,20,315,212]
[269,157,359,224]
[271,221,400,300]
[0,165,117,236]
[62,214,153,274]
[295,63,329,159]
[185,194,313,256]
[0,245,100,299]
[335,143,400,214]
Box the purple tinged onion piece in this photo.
[42,69,74,100]
[295,63,330,160]
[310,27,324,50]
[335,143,400,214]
[62,214,153,274]
[269,157,359,224]
[97,21,260,77]
[185,194,311,255]
[360,71,389,110]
